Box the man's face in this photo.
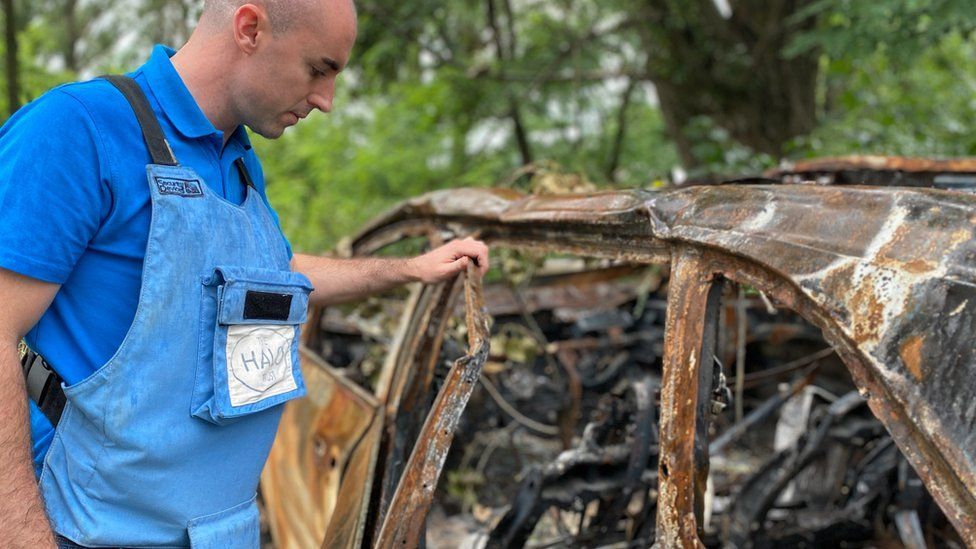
[235,0,357,139]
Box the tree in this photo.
[42,0,115,73]
[629,0,820,167]
[787,0,976,60]
[5,0,974,252]
[2,0,21,117]
[136,0,201,49]
[789,1,976,159]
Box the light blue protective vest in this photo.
[39,76,311,547]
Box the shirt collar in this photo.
[229,125,253,151]
[141,44,250,151]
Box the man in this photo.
[0,0,488,547]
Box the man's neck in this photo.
[170,37,239,141]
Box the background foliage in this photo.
[2,0,975,252]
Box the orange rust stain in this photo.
[901,259,936,274]
[849,280,885,344]
[822,188,852,208]
[876,224,912,258]
[899,335,925,382]
[819,261,857,298]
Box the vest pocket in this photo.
[192,266,312,425]
[187,493,259,549]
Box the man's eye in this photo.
[310,66,326,78]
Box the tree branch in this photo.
[487,0,533,165]
[480,68,649,83]
[606,79,639,182]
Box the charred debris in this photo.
[261,156,976,548]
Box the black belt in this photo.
[21,348,66,427]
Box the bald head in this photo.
[175,0,357,138]
[201,0,350,34]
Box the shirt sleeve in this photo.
[0,88,111,283]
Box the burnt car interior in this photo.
[260,157,976,548]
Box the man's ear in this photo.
[233,3,270,55]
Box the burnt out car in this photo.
[260,158,976,548]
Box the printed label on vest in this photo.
[155,176,204,197]
[225,325,298,407]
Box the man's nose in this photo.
[308,80,336,113]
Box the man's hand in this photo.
[292,237,490,307]
[406,237,490,284]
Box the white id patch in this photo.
[225,325,298,407]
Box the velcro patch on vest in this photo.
[244,291,293,321]
[154,176,204,197]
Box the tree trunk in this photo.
[2,0,20,117]
[63,0,79,72]
[487,0,533,166]
[606,79,638,181]
[635,0,820,167]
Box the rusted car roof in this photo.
[346,184,976,545]
[770,155,976,174]
[766,155,976,190]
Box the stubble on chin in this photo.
[246,120,287,140]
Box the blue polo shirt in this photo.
[0,46,292,468]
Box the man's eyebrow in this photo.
[321,57,340,71]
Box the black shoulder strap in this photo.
[102,75,179,166]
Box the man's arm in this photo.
[0,268,59,547]
[291,237,489,307]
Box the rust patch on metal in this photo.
[374,264,491,548]
[766,155,976,191]
[771,155,976,175]
[900,335,926,382]
[901,259,936,274]
[847,273,888,345]
[262,348,380,549]
[656,247,714,549]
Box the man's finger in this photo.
[452,255,470,270]
[438,239,489,276]
[451,240,486,261]
[472,243,488,275]
[463,240,489,274]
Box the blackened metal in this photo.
[726,391,866,546]
[584,374,658,541]
[486,393,660,548]
[368,281,459,544]
[694,281,723,535]
[345,185,976,544]
[374,264,490,548]
[709,367,819,456]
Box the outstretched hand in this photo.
[407,237,490,284]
